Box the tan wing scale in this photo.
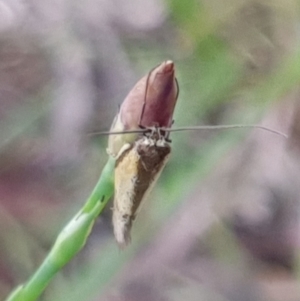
[112,135,171,247]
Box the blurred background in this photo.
[1,0,300,300]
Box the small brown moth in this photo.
[113,128,171,247]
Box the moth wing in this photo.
[113,145,139,247]
[112,138,171,247]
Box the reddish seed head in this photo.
[108,61,178,157]
[119,60,178,130]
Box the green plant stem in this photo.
[6,156,115,301]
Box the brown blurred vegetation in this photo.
[1,0,300,300]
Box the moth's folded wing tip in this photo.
[115,233,131,249]
[113,216,132,248]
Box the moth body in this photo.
[113,133,171,247]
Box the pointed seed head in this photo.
[108,60,178,157]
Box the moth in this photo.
[113,128,171,247]
[91,60,287,247]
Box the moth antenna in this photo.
[138,65,154,127]
[174,77,180,101]
[162,124,288,139]
[88,128,148,136]
[89,124,288,138]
